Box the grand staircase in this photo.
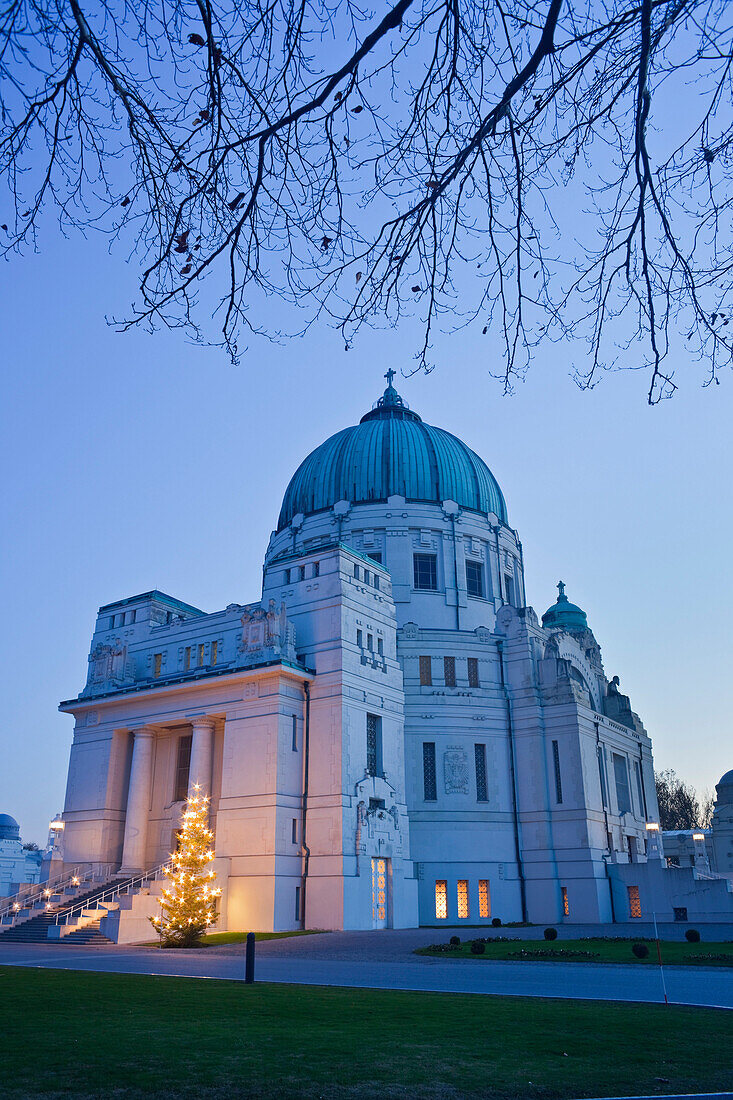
[0,875,138,945]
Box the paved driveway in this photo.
[1,928,731,1008]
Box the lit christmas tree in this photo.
[150,785,221,947]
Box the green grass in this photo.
[417,937,733,966]
[200,928,327,946]
[1,967,732,1099]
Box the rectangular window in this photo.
[367,634,373,652]
[467,657,480,688]
[211,640,218,666]
[627,885,642,919]
[367,552,382,564]
[613,753,632,814]
[478,879,491,919]
[373,574,380,591]
[435,880,448,920]
[183,646,191,671]
[634,760,647,818]
[363,570,370,586]
[354,564,360,580]
[552,740,563,804]
[291,818,298,844]
[299,565,306,581]
[413,553,438,591]
[197,643,205,666]
[125,610,136,625]
[475,744,488,802]
[423,742,437,801]
[366,713,383,777]
[292,715,298,752]
[313,561,320,577]
[153,653,162,679]
[419,655,432,686]
[284,568,291,584]
[444,656,456,687]
[598,744,608,807]
[356,629,363,648]
[466,560,484,598]
[561,886,569,917]
[174,734,192,802]
[504,573,515,605]
[377,637,384,656]
[295,885,301,922]
[457,880,469,919]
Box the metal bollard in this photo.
[245,931,255,983]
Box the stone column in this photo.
[118,727,156,876]
[188,717,216,799]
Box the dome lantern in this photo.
[542,581,589,633]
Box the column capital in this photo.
[189,716,217,732]
[129,724,159,738]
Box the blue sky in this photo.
[1,222,731,845]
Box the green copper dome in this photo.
[277,374,507,531]
[542,582,589,632]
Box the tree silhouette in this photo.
[2,1,731,400]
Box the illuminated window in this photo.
[153,653,162,678]
[552,740,563,804]
[414,553,437,591]
[628,885,642,918]
[466,560,484,598]
[478,879,490,919]
[467,658,479,688]
[197,643,205,666]
[366,714,382,777]
[174,734,192,801]
[211,641,218,666]
[419,655,432,686]
[561,886,569,917]
[444,656,456,687]
[435,880,448,920]
[457,880,469,919]
[372,858,387,924]
[475,744,488,802]
[183,646,191,671]
[423,743,437,801]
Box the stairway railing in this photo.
[0,864,115,928]
[55,861,172,928]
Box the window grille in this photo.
[552,740,563,804]
[467,658,479,688]
[413,553,438,590]
[423,742,437,801]
[444,656,456,687]
[561,886,570,917]
[475,744,488,802]
[627,885,642,918]
[435,880,448,920]
[419,655,432,686]
[197,643,205,665]
[366,714,382,777]
[457,880,469,919]
[478,880,490,919]
[174,734,192,802]
[153,653,162,678]
[466,560,484,598]
[183,646,191,671]
[211,641,218,666]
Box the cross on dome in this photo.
[384,368,396,386]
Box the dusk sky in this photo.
[1,220,731,845]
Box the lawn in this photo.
[2,967,732,1099]
[143,929,327,947]
[417,937,733,966]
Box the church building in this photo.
[54,376,732,935]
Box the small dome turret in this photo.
[542,581,589,633]
[715,770,733,803]
[0,813,20,841]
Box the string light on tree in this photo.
[150,784,221,948]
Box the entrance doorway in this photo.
[371,857,390,928]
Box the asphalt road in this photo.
[1,937,731,1008]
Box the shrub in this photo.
[685,928,701,943]
[543,927,558,940]
[632,943,649,959]
[470,939,486,954]
[491,917,502,927]
[449,935,460,946]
